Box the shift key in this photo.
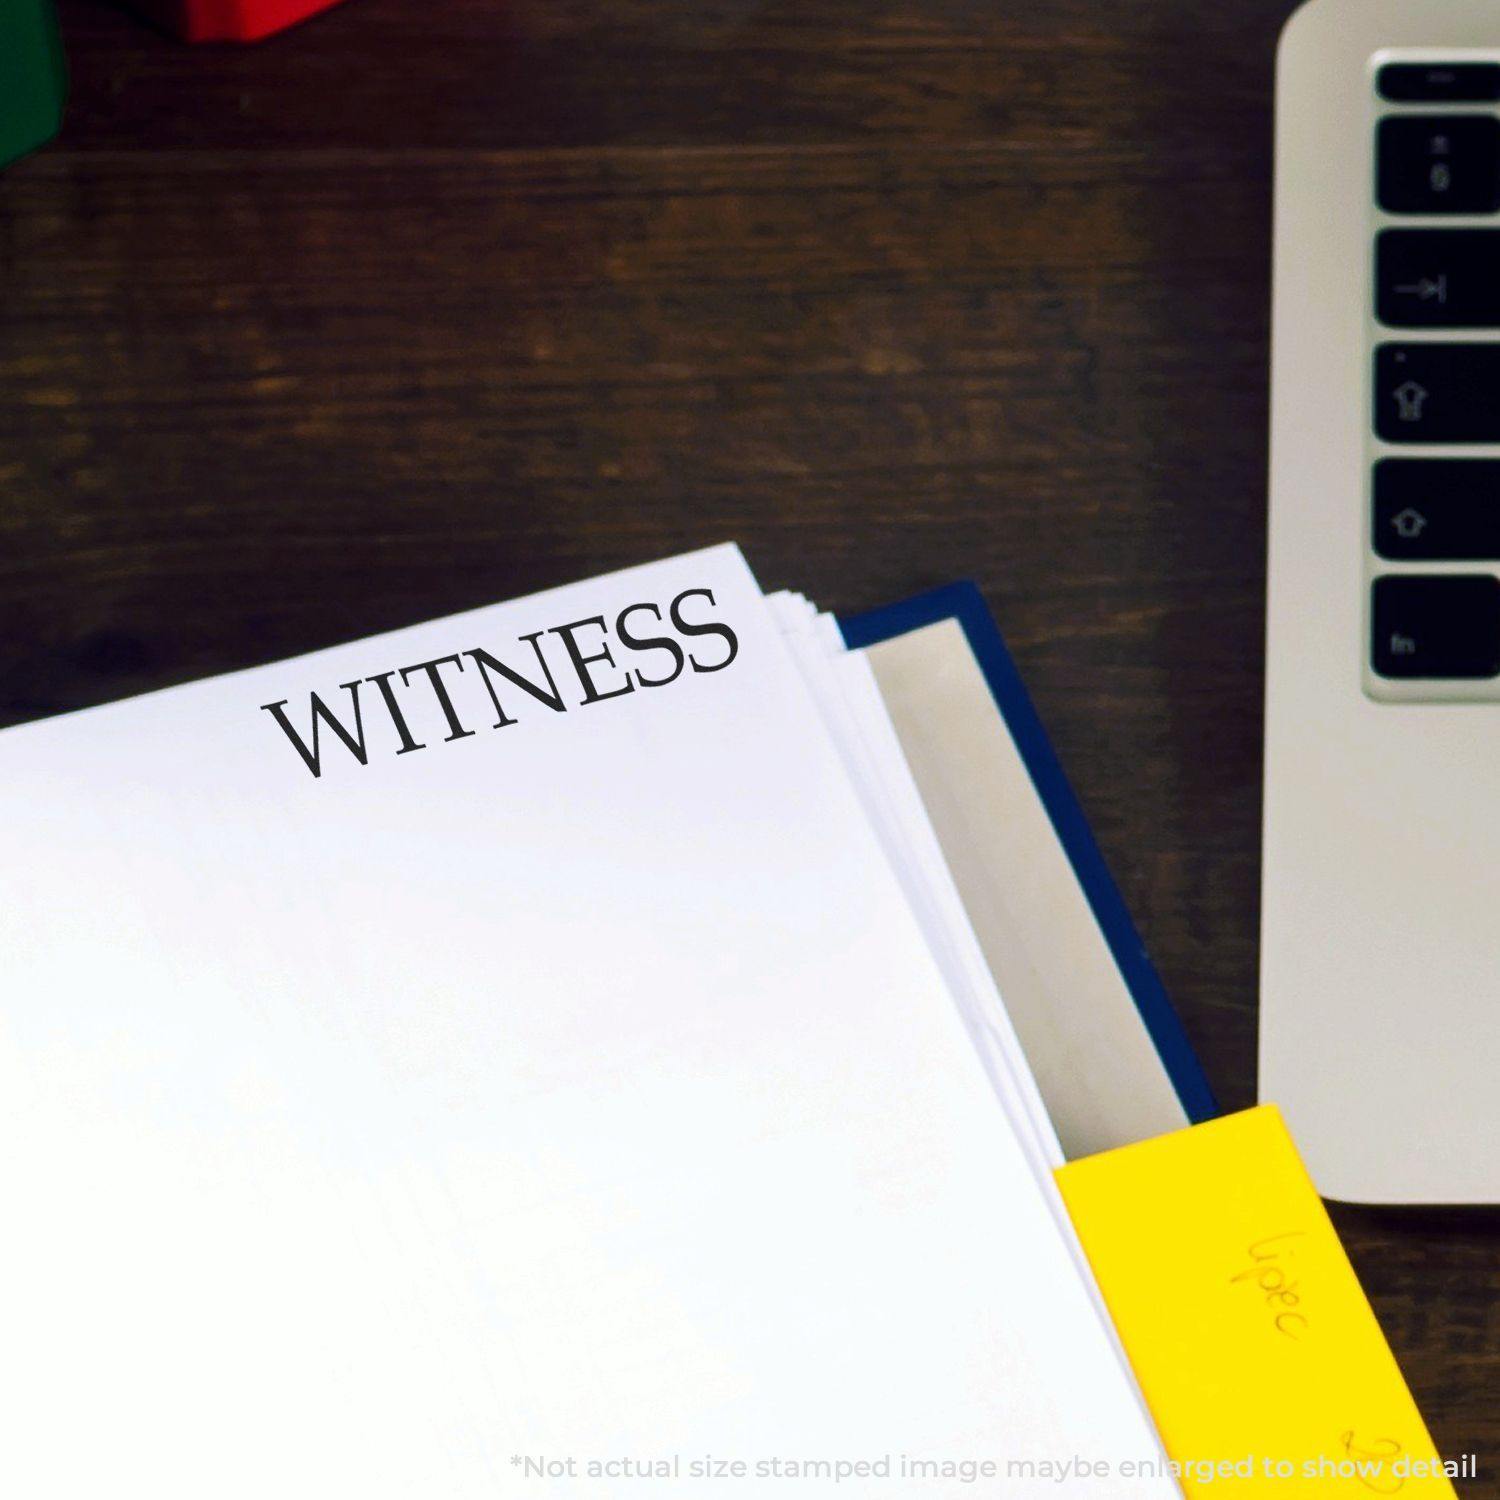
[1376,344,1500,441]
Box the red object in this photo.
[129,0,349,41]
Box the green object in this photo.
[1,0,66,169]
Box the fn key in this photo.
[1373,575,1500,679]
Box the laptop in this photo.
[1264,0,1500,1203]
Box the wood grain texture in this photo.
[3,0,1496,1463]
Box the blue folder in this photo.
[841,582,1217,1128]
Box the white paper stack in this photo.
[0,546,1179,1499]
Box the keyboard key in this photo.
[1375,344,1500,442]
[1377,230,1500,327]
[1378,63,1500,104]
[1375,460,1500,559]
[1377,116,1500,213]
[1372,575,1500,679]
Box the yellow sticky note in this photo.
[1055,1106,1457,1497]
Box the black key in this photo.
[1377,230,1500,327]
[1377,116,1500,213]
[1378,63,1500,104]
[1372,575,1500,679]
[1375,460,1500,559]
[1374,344,1500,442]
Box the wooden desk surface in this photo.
[3,0,1497,1461]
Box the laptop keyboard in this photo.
[1371,62,1500,686]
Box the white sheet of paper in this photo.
[767,596,1147,1397]
[0,546,1176,1498]
[766,593,1064,1182]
